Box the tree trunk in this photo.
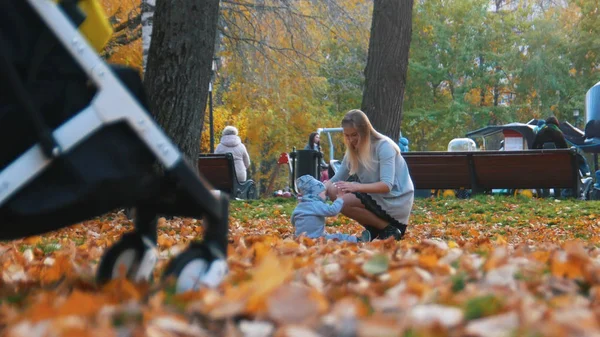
[493,84,499,106]
[141,0,155,71]
[432,82,440,104]
[144,0,220,161]
[361,0,414,140]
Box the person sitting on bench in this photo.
[215,126,251,182]
[532,116,572,198]
[532,116,569,149]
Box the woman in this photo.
[531,116,569,149]
[305,132,329,181]
[215,126,251,182]
[325,109,414,240]
[304,132,321,151]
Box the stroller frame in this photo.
[0,0,229,291]
[1,0,183,206]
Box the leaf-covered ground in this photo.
[1,196,600,336]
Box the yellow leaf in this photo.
[23,236,42,245]
[157,234,174,248]
[529,251,551,263]
[245,252,293,314]
[495,235,508,245]
[418,254,439,270]
[252,242,271,263]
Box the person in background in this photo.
[305,132,321,151]
[305,132,329,181]
[533,119,546,134]
[215,125,251,182]
[532,116,569,149]
[291,175,370,242]
[531,116,572,198]
[325,109,415,241]
[398,135,409,152]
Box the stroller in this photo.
[0,0,229,292]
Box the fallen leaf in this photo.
[362,254,389,275]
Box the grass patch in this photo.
[37,240,62,254]
[73,236,86,246]
[230,197,297,220]
[463,294,504,320]
[450,272,467,293]
[411,196,600,233]
[18,240,64,254]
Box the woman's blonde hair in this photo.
[341,109,400,175]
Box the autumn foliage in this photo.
[97,0,600,196]
[99,0,142,72]
[1,197,600,335]
[5,0,600,335]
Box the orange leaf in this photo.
[40,254,72,285]
[57,290,107,317]
[157,234,174,248]
[551,251,585,279]
[246,252,293,314]
[21,295,56,322]
[102,278,144,302]
[23,236,42,245]
[252,241,271,263]
[418,254,439,270]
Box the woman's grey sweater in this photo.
[329,137,414,225]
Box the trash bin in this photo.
[295,150,321,180]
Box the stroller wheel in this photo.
[162,243,228,293]
[96,232,158,285]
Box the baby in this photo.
[291,175,370,242]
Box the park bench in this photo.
[197,153,257,200]
[402,149,582,196]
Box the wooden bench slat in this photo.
[404,155,471,189]
[197,154,235,193]
[402,149,579,193]
[197,153,256,199]
[473,153,574,189]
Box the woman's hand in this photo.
[334,181,361,193]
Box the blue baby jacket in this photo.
[290,198,357,242]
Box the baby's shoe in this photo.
[357,229,371,242]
